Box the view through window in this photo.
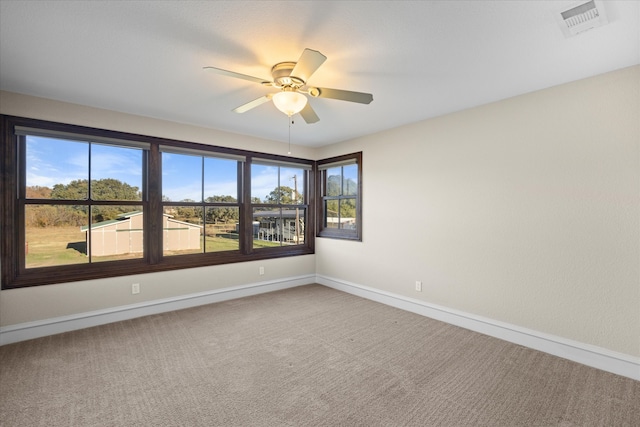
[251,161,308,248]
[161,150,241,256]
[24,135,145,268]
[317,153,362,241]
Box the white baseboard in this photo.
[0,274,315,346]
[316,275,640,381]
[2,273,638,381]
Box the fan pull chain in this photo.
[288,116,293,155]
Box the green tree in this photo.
[205,196,239,223]
[173,199,201,224]
[91,178,140,201]
[50,179,140,201]
[206,195,237,203]
[51,179,88,200]
[326,175,357,219]
[264,186,302,204]
[48,179,141,223]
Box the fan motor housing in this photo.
[271,62,305,88]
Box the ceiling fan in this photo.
[204,48,373,124]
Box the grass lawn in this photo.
[25,226,292,268]
[26,226,89,268]
[253,239,283,248]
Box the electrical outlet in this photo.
[415,281,422,292]
[132,283,140,294]
[259,266,265,275]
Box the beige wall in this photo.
[0,256,315,325]
[316,65,640,357]
[0,91,317,158]
[1,66,638,359]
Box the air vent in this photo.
[557,0,609,38]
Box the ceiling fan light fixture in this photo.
[205,47,373,123]
[273,90,308,116]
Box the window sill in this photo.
[3,247,314,289]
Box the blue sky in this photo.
[251,164,306,202]
[27,136,142,192]
[26,136,311,202]
[162,153,238,201]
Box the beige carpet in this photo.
[1,284,638,426]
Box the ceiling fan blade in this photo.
[314,87,373,104]
[290,49,327,82]
[233,94,274,113]
[204,66,270,85]
[299,102,320,124]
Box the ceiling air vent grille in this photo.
[557,0,608,38]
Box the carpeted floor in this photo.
[1,284,638,426]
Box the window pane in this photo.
[205,207,240,252]
[339,199,357,229]
[162,206,204,256]
[252,208,283,248]
[89,206,144,262]
[251,164,278,203]
[280,167,305,204]
[252,207,305,248]
[324,199,356,230]
[283,207,305,245]
[91,144,143,201]
[26,136,89,200]
[162,153,203,202]
[25,204,89,268]
[343,164,358,196]
[325,167,342,196]
[204,157,238,202]
[325,200,339,229]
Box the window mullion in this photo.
[201,156,205,253]
[241,156,252,254]
[147,144,162,264]
[87,143,93,263]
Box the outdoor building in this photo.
[325,217,356,229]
[252,209,304,244]
[82,211,202,256]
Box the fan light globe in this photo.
[273,91,308,116]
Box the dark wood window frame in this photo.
[316,152,363,241]
[0,115,315,289]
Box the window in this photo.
[250,160,309,249]
[19,128,148,270]
[1,116,314,289]
[317,152,362,241]
[160,147,243,256]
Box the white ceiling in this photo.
[1,1,638,147]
